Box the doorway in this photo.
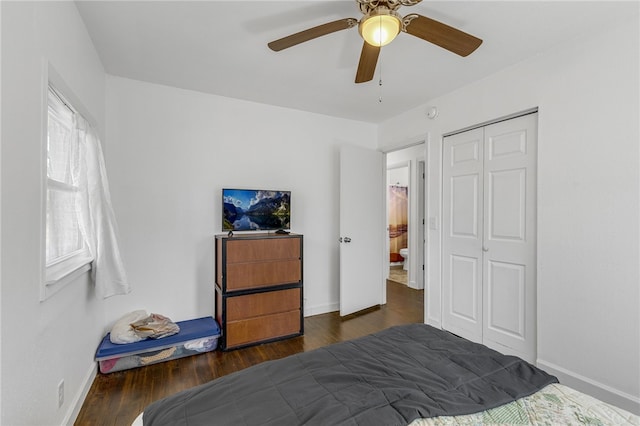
[387,164,409,286]
[385,144,426,298]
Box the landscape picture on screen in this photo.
[222,189,291,231]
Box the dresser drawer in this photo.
[226,310,301,348]
[225,238,300,263]
[225,260,301,291]
[226,288,300,321]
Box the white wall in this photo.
[104,76,378,323]
[379,12,639,413]
[1,2,107,424]
[387,166,409,187]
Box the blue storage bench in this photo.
[96,316,220,373]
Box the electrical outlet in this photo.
[57,380,64,408]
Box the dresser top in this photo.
[216,232,301,240]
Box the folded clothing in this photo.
[131,313,180,340]
[109,311,180,344]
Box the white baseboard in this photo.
[408,280,424,290]
[537,359,640,415]
[426,317,441,329]
[63,362,97,426]
[304,302,339,317]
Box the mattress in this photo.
[96,316,220,374]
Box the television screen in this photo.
[222,189,291,232]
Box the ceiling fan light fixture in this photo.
[359,8,401,47]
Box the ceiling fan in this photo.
[268,0,482,84]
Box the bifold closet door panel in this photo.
[442,127,485,344]
[482,114,537,363]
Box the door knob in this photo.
[482,246,489,252]
[344,237,352,243]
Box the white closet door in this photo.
[442,128,484,343]
[482,114,537,362]
[442,113,537,363]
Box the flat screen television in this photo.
[222,188,291,232]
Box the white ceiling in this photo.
[75,1,636,123]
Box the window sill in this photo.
[41,253,93,301]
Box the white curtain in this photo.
[46,91,84,264]
[76,114,131,298]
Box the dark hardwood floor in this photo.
[75,281,424,425]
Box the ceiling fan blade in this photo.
[403,14,482,57]
[355,42,380,83]
[268,18,358,51]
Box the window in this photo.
[42,80,129,299]
[44,86,92,290]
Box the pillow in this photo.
[109,310,149,344]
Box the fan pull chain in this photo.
[378,53,384,103]
[378,17,383,103]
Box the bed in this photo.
[135,323,638,425]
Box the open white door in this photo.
[339,144,384,316]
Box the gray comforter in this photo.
[143,324,557,425]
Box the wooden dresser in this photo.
[215,233,303,350]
